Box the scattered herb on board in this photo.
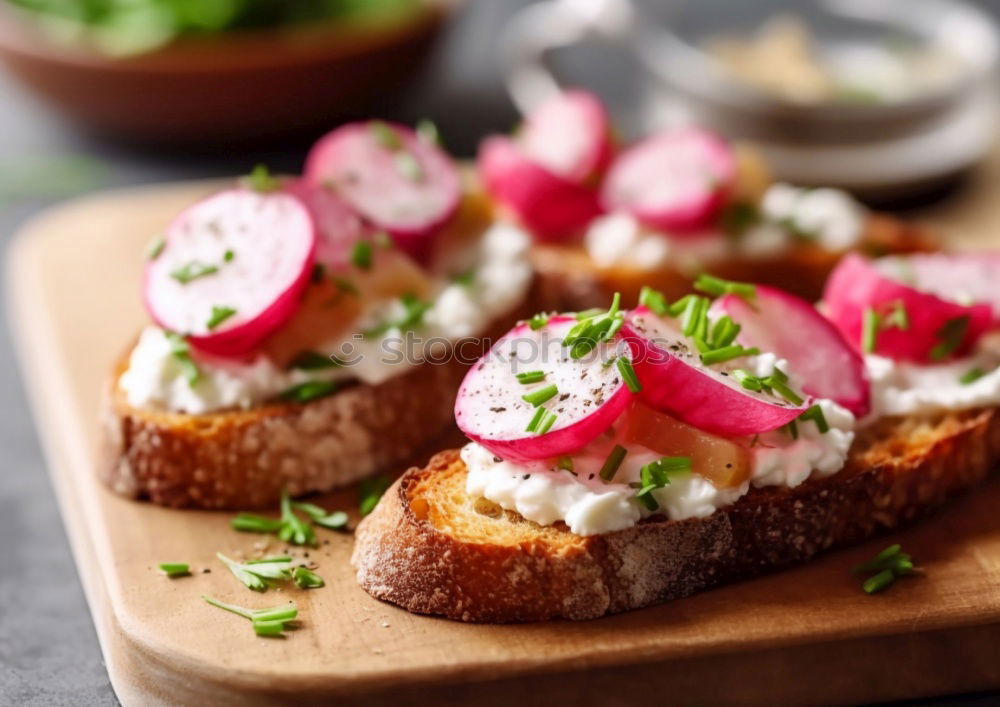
[201,595,298,638]
[158,563,190,578]
[231,490,348,544]
[216,553,293,592]
[853,544,919,594]
[359,476,392,516]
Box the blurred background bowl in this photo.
[0,0,461,144]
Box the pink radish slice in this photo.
[304,121,460,260]
[713,286,871,417]
[283,179,366,270]
[144,188,316,357]
[886,253,1000,322]
[601,127,735,233]
[519,89,614,183]
[823,254,992,363]
[478,136,603,241]
[455,316,633,463]
[621,307,807,437]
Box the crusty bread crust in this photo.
[100,353,468,509]
[533,214,935,311]
[352,409,1000,622]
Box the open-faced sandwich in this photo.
[478,89,933,310]
[102,121,535,508]
[353,254,1000,622]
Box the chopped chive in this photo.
[252,619,287,636]
[292,567,325,589]
[853,544,903,574]
[416,119,440,145]
[171,260,219,285]
[959,367,986,385]
[667,294,693,317]
[733,369,762,391]
[206,305,237,331]
[395,152,424,182]
[522,384,558,407]
[287,350,342,371]
[537,411,558,434]
[930,315,970,361]
[616,357,642,393]
[515,370,546,385]
[158,563,190,578]
[556,456,575,474]
[799,404,829,433]
[525,406,547,433]
[231,513,284,534]
[862,568,896,594]
[164,331,200,387]
[634,456,692,510]
[638,286,669,315]
[768,378,804,405]
[223,249,235,263]
[146,235,166,261]
[351,240,373,270]
[201,594,298,631]
[709,315,740,349]
[527,312,550,330]
[694,274,756,300]
[681,296,709,337]
[599,444,627,482]
[862,307,880,353]
[246,163,280,193]
[884,300,909,330]
[453,270,475,286]
[278,380,339,404]
[782,419,799,439]
[369,120,401,150]
[332,276,359,296]
[700,345,759,366]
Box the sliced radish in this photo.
[713,285,871,417]
[621,307,807,436]
[478,136,603,241]
[519,89,613,183]
[885,253,1000,322]
[455,316,633,463]
[304,121,460,260]
[823,254,992,363]
[144,188,316,357]
[601,127,735,233]
[283,178,366,270]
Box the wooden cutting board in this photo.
[8,177,1000,707]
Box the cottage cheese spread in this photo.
[120,221,533,414]
[583,183,866,272]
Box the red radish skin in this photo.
[144,188,316,357]
[601,127,736,234]
[283,179,366,270]
[478,136,603,241]
[304,121,460,260]
[823,254,992,363]
[455,317,633,462]
[883,253,1000,323]
[519,90,614,183]
[713,286,871,417]
[621,307,807,437]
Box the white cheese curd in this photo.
[582,184,866,272]
[865,348,1000,420]
[120,221,534,413]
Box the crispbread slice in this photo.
[352,409,1000,622]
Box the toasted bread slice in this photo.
[352,408,1000,622]
[100,352,469,508]
[532,214,935,311]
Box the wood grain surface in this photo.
[7,177,1000,706]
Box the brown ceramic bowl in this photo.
[0,1,460,144]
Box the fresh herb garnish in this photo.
[201,595,298,637]
[278,380,339,404]
[351,240,373,270]
[556,456,575,474]
[599,444,628,482]
[854,544,918,594]
[700,345,760,366]
[798,404,829,433]
[537,411,558,434]
[453,270,475,286]
[883,300,909,331]
[287,350,343,371]
[292,567,325,589]
[223,249,235,263]
[930,316,970,361]
[170,260,219,285]
[230,489,333,546]
[359,475,392,516]
[279,490,317,545]
[369,120,402,150]
[158,563,190,578]
[959,367,986,385]
[563,293,625,359]
[146,235,166,261]
[635,456,692,510]
[246,163,280,193]
[638,286,669,315]
[617,357,642,393]
[718,201,761,237]
[862,307,880,353]
[522,384,558,407]
[206,305,236,330]
[363,293,431,337]
[694,274,756,301]
[525,407,547,433]
[516,370,546,385]
[395,152,424,182]
[217,553,293,592]
[293,501,349,531]
[527,312,551,330]
[164,331,200,387]
[416,119,440,145]
[732,367,803,405]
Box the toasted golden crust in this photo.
[100,354,468,508]
[532,214,935,311]
[352,409,1000,622]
